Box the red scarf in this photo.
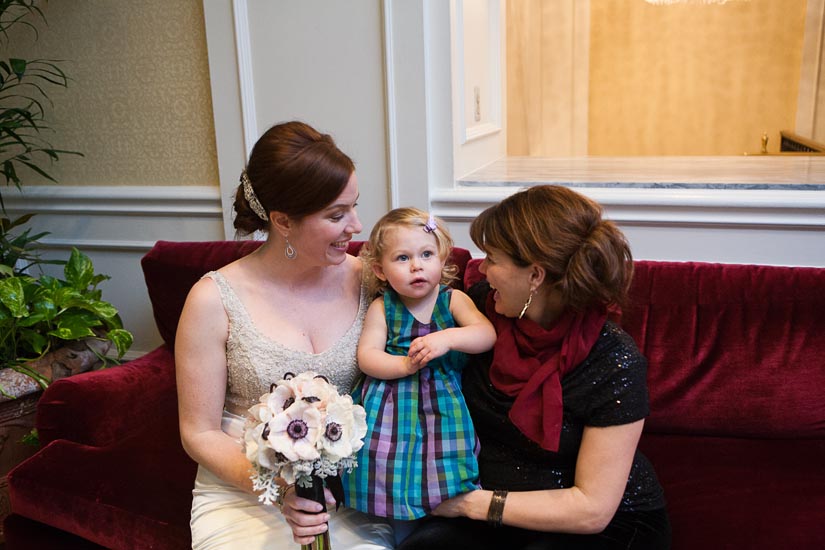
[486,292,607,452]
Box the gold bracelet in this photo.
[276,483,295,510]
[486,489,508,527]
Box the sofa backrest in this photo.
[466,258,825,439]
[141,240,472,347]
[623,261,825,439]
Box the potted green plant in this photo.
[0,1,130,399]
[0,213,133,400]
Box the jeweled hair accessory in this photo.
[241,170,268,221]
[423,213,437,233]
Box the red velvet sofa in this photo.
[5,240,825,549]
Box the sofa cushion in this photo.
[625,261,825,438]
[639,433,825,550]
[36,346,177,448]
[3,514,107,549]
[7,432,196,550]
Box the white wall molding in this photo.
[382,0,401,208]
[431,186,825,267]
[449,0,506,179]
[4,184,225,356]
[203,0,248,239]
[431,186,825,228]
[451,0,503,145]
[5,185,223,217]
[232,0,258,159]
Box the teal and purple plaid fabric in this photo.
[345,286,480,520]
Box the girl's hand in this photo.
[280,486,336,544]
[408,332,452,367]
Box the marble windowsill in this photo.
[458,156,825,190]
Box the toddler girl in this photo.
[345,207,496,532]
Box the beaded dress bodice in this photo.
[203,270,368,416]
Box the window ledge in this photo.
[431,156,825,228]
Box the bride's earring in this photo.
[284,238,297,260]
[519,289,534,319]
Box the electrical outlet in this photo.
[474,86,481,122]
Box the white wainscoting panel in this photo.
[4,185,225,358]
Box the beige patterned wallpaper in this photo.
[7,0,218,186]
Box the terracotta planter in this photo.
[0,337,113,403]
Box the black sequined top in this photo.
[464,283,667,512]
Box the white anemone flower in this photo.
[267,381,297,413]
[243,422,282,470]
[320,394,368,460]
[248,400,274,424]
[285,372,337,411]
[266,399,321,462]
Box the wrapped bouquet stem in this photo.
[243,371,367,550]
[295,474,331,550]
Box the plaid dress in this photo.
[345,286,480,520]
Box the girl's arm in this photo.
[407,289,496,367]
[431,419,644,534]
[357,298,419,379]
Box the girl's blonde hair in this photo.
[360,207,458,299]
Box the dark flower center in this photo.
[283,397,295,410]
[287,418,308,440]
[325,422,342,442]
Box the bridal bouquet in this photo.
[243,371,367,550]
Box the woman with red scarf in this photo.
[398,185,671,549]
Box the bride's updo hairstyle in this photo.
[233,121,356,234]
[469,184,633,310]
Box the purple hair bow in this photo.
[423,213,437,233]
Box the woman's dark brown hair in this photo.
[233,121,356,234]
[469,185,634,310]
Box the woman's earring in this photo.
[519,290,534,320]
[284,238,297,260]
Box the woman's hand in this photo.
[280,486,337,544]
[431,489,489,521]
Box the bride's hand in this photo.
[279,485,335,545]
